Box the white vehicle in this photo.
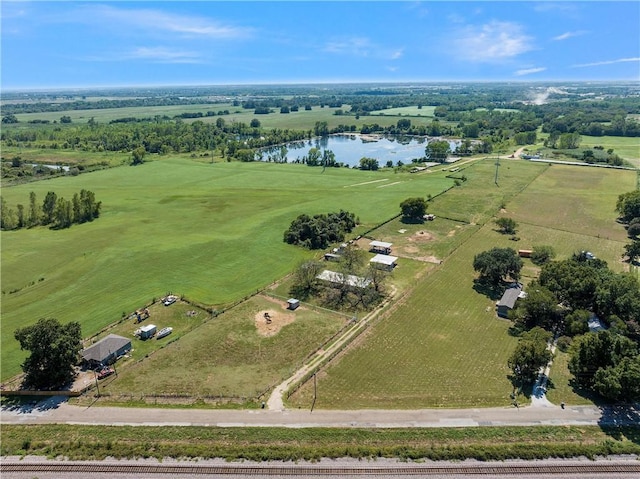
[163,295,178,306]
[156,327,173,339]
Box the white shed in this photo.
[370,254,398,270]
[369,240,393,254]
[139,324,157,340]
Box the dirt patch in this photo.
[414,255,442,264]
[254,309,296,337]
[408,230,434,242]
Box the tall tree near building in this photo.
[14,318,82,390]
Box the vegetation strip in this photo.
[2,425,639,462]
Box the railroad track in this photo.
[2,461,640,475]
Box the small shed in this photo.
[287,298,300,310]
[81,334,131,368]
[518,249,533,258]
[139,324,157,340]
[370,254,398,271]
[369,240,393,255]
[497,285,523,318]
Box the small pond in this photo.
[258,135,461,168]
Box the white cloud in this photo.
[83,47,203,64]
[70,5,252,39]
[515,67,547,76]
[122,47,202,64]
[572,57,640,68]
[553,30,587,41]
[452,21,534,63]
[323,37,403,61]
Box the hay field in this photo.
[1,159,454,380]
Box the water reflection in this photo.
[259,135,460,167]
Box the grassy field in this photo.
[578,135,640,167]
[12,104,430,131]
[97,295,348,402]
[1,160,454,380]
[288,160,634,409]
[504,164,635,245]
[3,424,638,462]
[369,106,436,117]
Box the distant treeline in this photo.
[1,189,101,231]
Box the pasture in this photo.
[503,164,636,245]
[369,105,436,117]
[0,160,454,380]
[578,135,640,167]
[11,104,429,131]
[289,222,522,409]
[288,160,634,409]
[98,295,348,401]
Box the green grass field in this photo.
[369,106,436,117]
[1,160,454,380]
[100,295,348,401]
[12,104,431,131]
[578,136,640,167]
[288,160,634,409]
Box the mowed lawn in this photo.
[504,164,636,245]
[101,295,348,400]
[1,159,454,380]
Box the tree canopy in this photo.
[283,210,357,249]
[495,217,517,235]
[399,197,427,223]
[15,318,82,390]
[616,190,640,222]
[508,327,553,385]
[472,247,523,285]
[424,140,450,163]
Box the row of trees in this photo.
[1,189,101,230]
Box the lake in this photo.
[258,134,460,168]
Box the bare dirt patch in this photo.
[254,309,296,337]
[408,230,434,242]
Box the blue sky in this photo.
[2,1,639,89]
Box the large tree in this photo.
[495,217,517,235]
[473,247,523,285]
[616,190,640,222]
[400,197,427,223]
[568,330,637,392]
[425,140,450,163]
[508,327,553,385]
[512,283,560,332]
[15,318,82,389]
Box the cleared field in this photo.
[427,159,549,224]
[503,163,635,244]
[12,104,427,131]
[369,106,436,117]
[101,295,348,400]
[1,160,454,380]
[578,135,640,166]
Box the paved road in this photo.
[3,397,638,428]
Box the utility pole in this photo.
[311,373,317,412]
[494,158,500,186]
